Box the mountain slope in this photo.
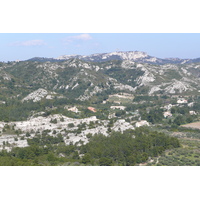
[1,53,200,103]
[56,51,197,65]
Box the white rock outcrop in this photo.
[22,88,49,102]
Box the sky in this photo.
[1,33,200,62]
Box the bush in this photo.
[99,157,113,166]
[26,132,31,137]
[50,119,57,124]
[82,153,91,164]
[68,123,75,128]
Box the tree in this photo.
[186,116,193,123]
[47,153,57,164]
[72,151,80,160]
[174,115,184,126]
[99,157,113,166]
[171,107,176,114]
[68,123,75,128]
[82,153,91,164]
[26,132,31,137]
[126,155,136,166]
[50,118,57,124]
[115,110,126,117]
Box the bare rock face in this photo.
[22,88,48,102]
[101,51,148,61]
[56,51,198,65]
[164,80,194,94]
[112,119,134,132]
[0,115,100,150]
[136,71,155,86]
[57,51,149,62]
[22,88,56,102]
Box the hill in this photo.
[1,51,200,165]
[1,56,200,103]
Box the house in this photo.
[177,98,188,104]
[135,120,149,128]
[163,111,172,118]
[68,106,79,113]
[87,107,97,112]
[189,111,196,115]
[110,106,126,110]
[188,102,194,107]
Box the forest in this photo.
[0,127,180,166]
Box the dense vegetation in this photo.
[104,67,144,87]
[0,128,180,166]
[80,128,180,166]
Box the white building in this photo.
[177,98,188,104]
[67,106,79,113]
[163,111,172,118]
[188,102,194,107]
[135,120,149,128]
[110,106,126,110]
[189,111,196,115]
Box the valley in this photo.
[1,51,200,165]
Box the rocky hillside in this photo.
[56,51,197,65]
[1,52,200,103]
[1,51,200,166]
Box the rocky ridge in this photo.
[56,51,195,65]
[1,56,200,102]
[0,114,136,151]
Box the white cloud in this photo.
[10,40,46,46]
[63,34,92,45]
[72,33,92,41]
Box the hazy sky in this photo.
[1,33,200,61]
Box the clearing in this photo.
[181,121,200,130]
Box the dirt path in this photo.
[181,121,200,129]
